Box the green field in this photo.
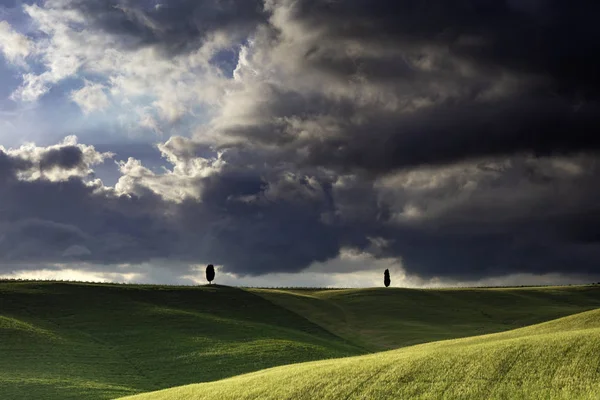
[252,286,600,350]
[0,282,361,399]
[1,282,600,399]
[122,308,600,400]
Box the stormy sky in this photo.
[0,0,599,287]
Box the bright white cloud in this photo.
[0,21,32,65]
[70,81,110,114]
[11,73,50,102]
[114,141,225,202]
[12,1,232,128]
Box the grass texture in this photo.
[122,308,600,400]
[0,282,361,399]
[1,282,600,399]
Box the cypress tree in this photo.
[206,264,215,284]
[384,269,391,287]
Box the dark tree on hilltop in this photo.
[206,264,215,285]
[384,269,391,288]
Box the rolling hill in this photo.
[121,308,600,400]
[252,286,600,350]
[1,282,600,399]
[0,282,362,400]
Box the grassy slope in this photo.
[2,283,600,400]
[121,308,600,400]
[0,282,362,400]
[252,286,600,350]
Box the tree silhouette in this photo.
[384,269,391,287]
[206,264,215,285]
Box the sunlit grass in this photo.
[121,309,600,400]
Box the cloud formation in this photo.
[1,0,600,285]
[0,20,31,65]
[70,81,110,114]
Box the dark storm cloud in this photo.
[286,0,600,97]
[0,171,170,266]
[367,153,600,279]
[380,196,600,280]
[173,170,341,275]
[56,0,266,53]
[0,148,342,276]
[303,98,600,173]
[214,88,600,176]
[159,1,600,181]
[0,151,32,178]
[265,0,600,281]
[2,140,600,280]
[211,0,600,176]
[39,146,84,171]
